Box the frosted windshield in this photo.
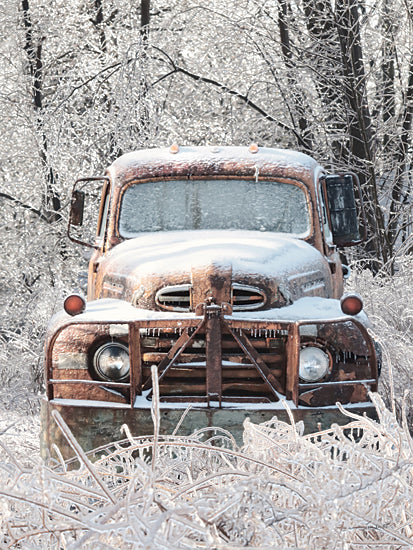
[118,179,310,237]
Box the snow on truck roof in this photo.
[107,146,320,186]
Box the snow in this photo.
[51,398,132,408]
[101,230,328,281]
[133,395,294,410]
[64,299,199,323]
[53,393,296,410]
[109,145,319,179]
[230,296,371,326]
[52,295,369,328]
[51,396,375,411]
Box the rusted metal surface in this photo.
[42,146,380,457]
[88,148,342,303]
[285,323,300,402]
[129,323,141,402]
[227,326,283,400]
[44,305,378,409]
[40,398,379,463]
[205,303,223,405]
[143,321,206,393]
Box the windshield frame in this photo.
[115,175,314,240]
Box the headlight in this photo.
[299,346,330,382]
[93,343,130,381]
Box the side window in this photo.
[319,179,333,244]
[97,186,110,242]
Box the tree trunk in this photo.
[21,0,61,220]
[276,0,313,152]
[93,0,107,52]
[334,0,388,269]
[141,0,150,43]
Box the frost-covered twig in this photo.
[2,394,413,548]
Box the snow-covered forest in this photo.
[0,0,413,547]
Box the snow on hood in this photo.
[100,230,326,280]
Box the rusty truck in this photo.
[41,145,379,460]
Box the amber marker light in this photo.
[340,293,363,316]
[64,294,86,316]
[169,143,180,154]
[249,143,259,153]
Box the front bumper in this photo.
[40,398,378,462]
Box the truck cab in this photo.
[41,145,378,460]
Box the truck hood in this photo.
[96,230,333,310]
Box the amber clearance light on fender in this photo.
[63,294,86,316]
[340,293,363,315]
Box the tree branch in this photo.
[53,62,122,112]
[0,192,50,222]
[151,46,308,148]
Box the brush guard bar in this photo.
[45,301,378,408]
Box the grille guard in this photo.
[45,301,378,408]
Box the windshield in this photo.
[118,179,310,237]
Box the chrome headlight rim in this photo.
[299,344,332,383]
[93,342,130,382]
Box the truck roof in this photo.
[107,146,320,188]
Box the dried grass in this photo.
[1,367,413,549]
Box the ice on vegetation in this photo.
[1,391,413,549]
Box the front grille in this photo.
[231,283,266,310]
[140,327,286,402]
[155,284,191,311]
[156,283,267,312]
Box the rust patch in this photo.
[192,264,232,309]
[299,382,369,407]
[337,369,356,381]
[209,273,227,291]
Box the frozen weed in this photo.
[1,393,413,549]
[347,256,413,427]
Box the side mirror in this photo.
[68,176,110,248]
[324,173,366,247]
[69,190,85,226]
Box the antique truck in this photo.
[41,145,379,460]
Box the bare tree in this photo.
[21,0,61,220]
